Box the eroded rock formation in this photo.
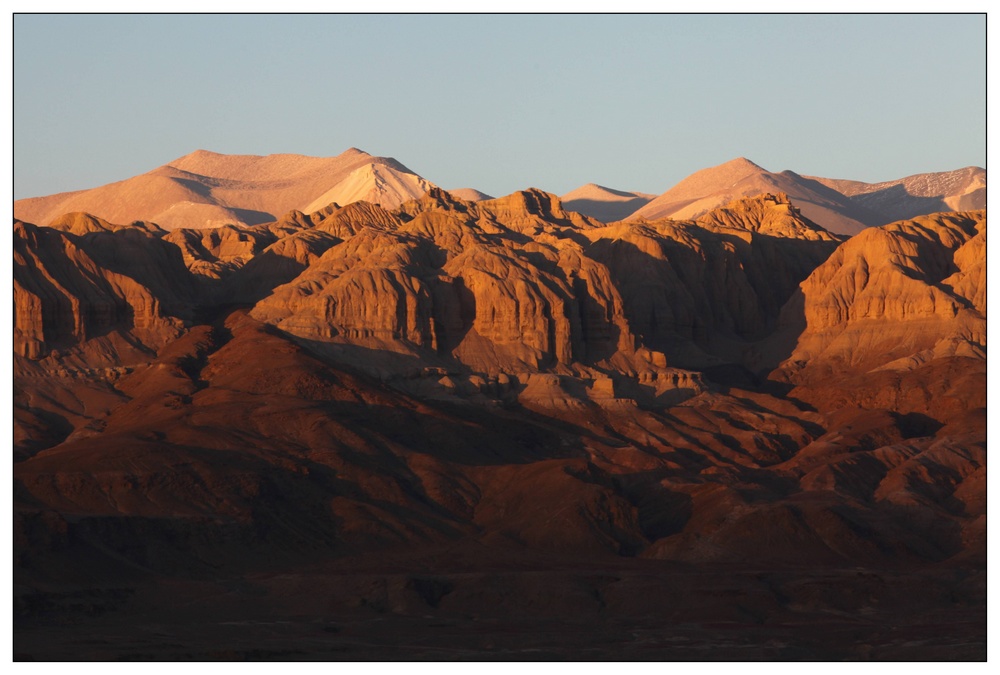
[12,181,987,659]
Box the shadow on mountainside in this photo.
[562,196,652,223]
[753,286,808,383]
[229,207,278,226]
[848,183,951,223]
[583,235,823,374]
[779,172,887,228]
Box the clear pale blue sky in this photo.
[13,13,986,200]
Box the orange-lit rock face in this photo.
[248,190,846,376]
[13,220,184,359]
[12,158,986,661]
[773,211,985,383]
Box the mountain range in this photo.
[12,150,986,660]
[15,149,984,236]
[14,149,440,231]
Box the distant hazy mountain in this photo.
[628,158,986,236]
[447,187,494,202]
[560,183,656,222]
[807,166,985,224]
[630,157,888,235]
[16,150,983,236]
[13,148,436,231]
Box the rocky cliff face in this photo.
[14,220,184,359]
[246,191,846,379]
[250,189,629,374]
[585,195,843,369]
[772,211,985,383]
[12,183,987,637]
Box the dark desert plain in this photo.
[11,147,987,660]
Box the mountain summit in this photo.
[16,151,984,236]
[13,148,436,231]
[302,161,436,213]
[631,157,883,235]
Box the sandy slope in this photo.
[13,148,431,230]
[808,166,986,223]
[631,158,884,235]
[302,162,436,213]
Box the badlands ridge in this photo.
[13,149,987,659]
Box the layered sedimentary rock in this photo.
[584,194,843,370]
[12,182,987,595]
[164,224,277,279]
[251,189,630,374]
[11,148,989,661]
[250,190,847,379]
[13,220,183,359]
[771,210,985,383]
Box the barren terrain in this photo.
[13,152,986,660]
